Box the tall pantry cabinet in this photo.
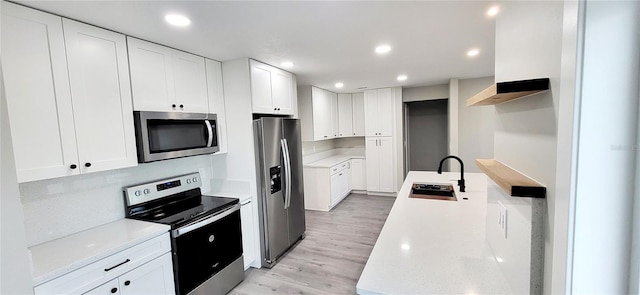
[364,88,401,194]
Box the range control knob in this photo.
[143,189,150,195]
[186,179,192,184]
[134,190,141,197]
[192,177,198,183]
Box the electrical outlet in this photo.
[497,201,508,239]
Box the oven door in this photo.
[172,204,243,295]
[134,111,219,163]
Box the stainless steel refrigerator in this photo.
[253,117,306,268]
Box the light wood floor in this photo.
[229,193,395,295]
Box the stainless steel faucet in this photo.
[437,155,465,192]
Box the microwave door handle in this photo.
[282,138,291,208]
[205,120,213,147]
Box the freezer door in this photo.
[283,119,306,243]
[254,118,289,267]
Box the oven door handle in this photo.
[173,204,240,237]
[205,120,214,148]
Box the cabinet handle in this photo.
[274,107,277,111]
[124,280,131,286]
[339,173,343,176]
[180,104,184,109]
[172,104,176,108]
[111,288,118,294]
[84,162,92,168]
[104,259,130,272]
[70,164,77,169]
[324,136,328,138]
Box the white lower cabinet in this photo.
[366,137,395,193]
[34,233,174,295]
[240,200,256,270]
[350,159,366,190]
[303,160,352,211]
[84,253,174,295]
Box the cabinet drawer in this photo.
[34,233,171,295]
[330,161,350,175]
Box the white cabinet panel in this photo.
[351,159,366,190]
[172,51,208,113]
[330,172,342,208]
[250,60,273,113]
[377,88,394,136]
[119,253,175,295]
[328,91,339,138]
[83,279,119,295]
[365,138,380,192]
[311,87,332,140]
[352,92,365,136]
[364,90,379,137]
[1,2,79,182]
[338,93,353,137]
[205,59,228,153]
[272,69,293,114]
[378,137,394,192]
[240,200,256,270]
[127,37,174,112]
[63,19,137,174]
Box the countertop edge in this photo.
[303,154,365,168]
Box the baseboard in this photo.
[366,191,397,197]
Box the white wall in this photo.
[1,58,34,294]
[402,84,448,102]
[571,0,640,293]
[632,93,640,293]
[448,79,459,172]
[494,1,564,294]
[458,77,495,173]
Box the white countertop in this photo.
[303,154,365,168]
[356,171,512,294]
[29,219,170,286]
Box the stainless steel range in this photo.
[124,173,244,295]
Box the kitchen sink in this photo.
[409,183,457,201]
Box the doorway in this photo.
[404,99,449,173]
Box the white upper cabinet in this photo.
[128,37,208,113]
[364,88,394,136]
[250,59,294,115]
[328,91,339,138]
[2,2,79,182]
[63,19,137,174]
[205,59,229,153]
[311,87,331,140]
[2,3,136,182]
[337,93,353,137]
[352,92,365,136]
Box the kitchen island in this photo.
[356,171,512,294]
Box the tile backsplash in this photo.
[20,154,215,247]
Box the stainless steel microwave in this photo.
[133,111,219,163]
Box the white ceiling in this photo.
[19,1,496,93]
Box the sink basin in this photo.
[409,183,457,201]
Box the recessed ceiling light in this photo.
[487,6,500,17]
[335,82,344,88]
[375,45,391,54]
[467,49,480,57]
[397,75,408,81]
[281,61,294,68]
[165,14,191,27]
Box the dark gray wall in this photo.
[406,99,448,171]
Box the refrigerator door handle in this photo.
[281,138,292,209]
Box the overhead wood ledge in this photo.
[475,159,546,198]
[466,78,550,107]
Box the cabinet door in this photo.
[240,200,256,270]
[329,91,339,138]
[330,172,342,207]
[365,138,380,191]
[271,69,293,115]
[205,59,228,153]
[311,87,330,140]
[83,279,120,295]
[364,90,379,136]
[127,37,175,112]
[337,93,353,137]
[172,50,208,113]
[250,60,274,114]
[339,167,351,199]
[119,253,175,295]
[350,159,366,190]
[377,88,394,136]
[352,92,365,136]
[378,137,395,192]
[64,19,138,174]
[1,3,80,182]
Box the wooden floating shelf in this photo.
[466,78,550,107]
[475,159,546,198]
